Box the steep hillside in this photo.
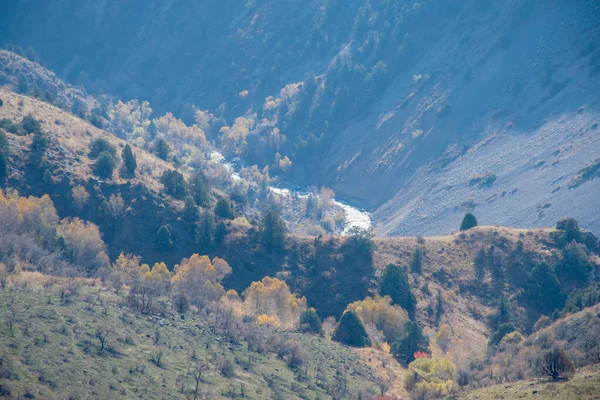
[2,0,599,236]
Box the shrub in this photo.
[88,138,116,159]
[218,359,235,378]
[460,212,478,231]
[21,115,42,134]
[333,310,371,347]
[94,151,116,179]
[404,357,456,399]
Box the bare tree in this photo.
[189,360,209,400]
[537,347,575,381]
[95,327,112,352]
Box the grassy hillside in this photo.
[0,273,398,400]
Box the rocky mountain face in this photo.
[3,0,599,234]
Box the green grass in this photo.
[0,279,381,399]
[462,364,600,400]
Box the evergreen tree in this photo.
[182,196,199,224]
[121,144,137,177]
[528,263,563,315]
[214,198,235,220]
[391,321,429,366]
[154,138,170,160]
[89,138,116,159]
[42,169,53,188]
[262,210,287,253]
[214,221,228,246]
[488,323,515,347]
[411,246,424,273]
[196,211,215,247]
[460,212,478,231]
[147,120,158,139]
[0,151,7,186]
[94,151,116,179]
[333,310,371,347]
[156,225,173,251]
[189,170,210,206]
[474,247,486,281]
[379,264,416,319]
[299,308,323,335]
[160,170,187,199]
[17,73,28,94]
[0,131,9,155]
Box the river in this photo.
[211,151,371,235]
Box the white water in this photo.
[211,151,371,235]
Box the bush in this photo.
[94,151,116,179]
[333,310,371,347]
[21,115,42,134]
[404,357,456,398]
[460,212,478,231]
[89,138,116,159]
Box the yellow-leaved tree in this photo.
[171,254,231,307]
[404,357,456,399]
[347,295,409,344]
[242,276,307,329]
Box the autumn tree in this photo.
[171,254,232,307]
[57,217,110,274]
[243,276,307,328]
[460,212,478,231]
[347,295,408,344]
[214,198,235,220]
[121,144,137,177]
[71,185,90,212]
[379,264,416,319]
[128,262,172,313]
[404,357,456,398]
[333,310,371,348]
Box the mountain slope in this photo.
[2,0,599,236]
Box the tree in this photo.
[528,262,563,315]
[214,221,228,246]
[391,321,429,366]
[404,357,456,398]
[147,120,157,139]
[182,196,199,224]
[196,211,215,247]
[0,151,6,186]
[474,247,486,281]
[460,212,478,231]
[161,170,187,199]
[333,310,371,347]
[488,323,515,347]
[0,130,9,154]
[347,295,409,344]
[379,264,416,319]
[57,218,110,274]
[189,170,210,206]
[89,138,116,159]
[411,246,424,273]
[95,327,112,352]
[121,144,137,177]
[71,185,90,211]
[154,138,170,160]
[299,308,323,335]
[94,151,116,179]
[537,347,575,381]
[171,254,232,307]
[214,198,235,220]
[558,241,590,282]
[156,224,173,251]
[262,210,287,253]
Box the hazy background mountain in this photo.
[2,0,599,235]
